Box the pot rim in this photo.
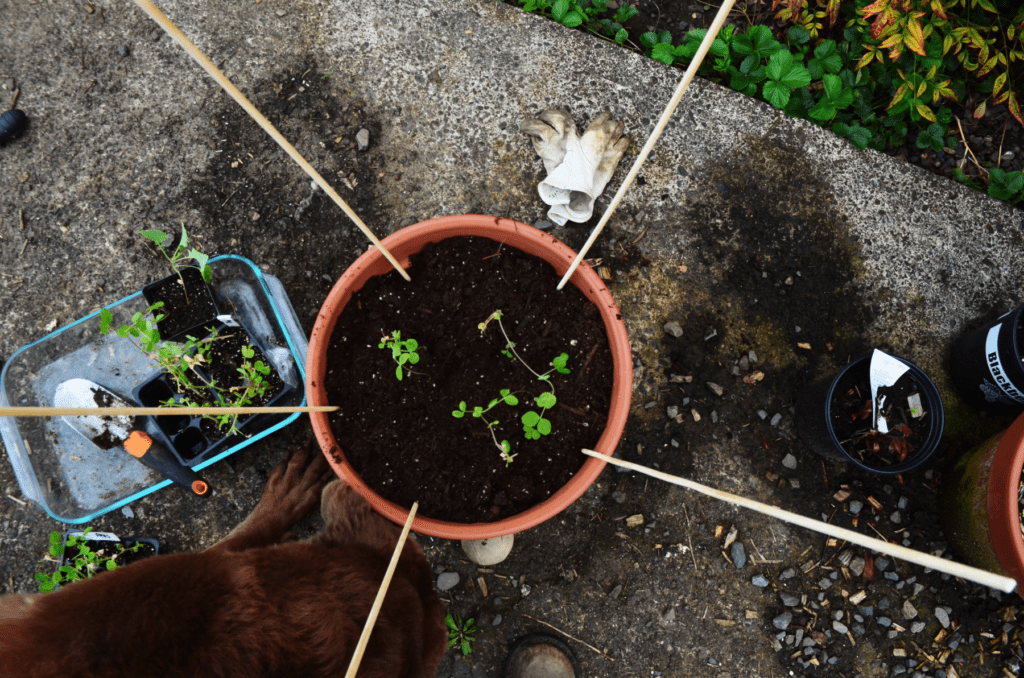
[305,215,633,539]
[824,354,944,475]
[988,412,1024,593]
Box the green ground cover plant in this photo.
[502,0,1024,206]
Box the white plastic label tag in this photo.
[869,349,910,434]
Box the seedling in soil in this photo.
[453,388,519,465]
[172,340,274,437]
[378,330,422,381]
[35,527,141,593]
[100,312,274,436]
[445,613,478,656]
[140,223,213,286]
[478,310,571,442]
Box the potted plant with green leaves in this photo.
[35,527,159,592]
[139,224,219,342]
[306,215,633,541]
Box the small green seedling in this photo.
[460,311,573,464]
[35,527,141,593]
[445,613,478,656]
[453,388,519,465]
[140,223,212,285]
[100,302,166,354]
[378,330,421,381]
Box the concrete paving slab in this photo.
[2,0,1023,675]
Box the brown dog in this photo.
[0,444,447,678]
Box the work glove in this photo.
[523,110,629,226]
[521,108,577,174]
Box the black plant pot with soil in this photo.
[133,324,291,467]
[795,354,944,474]
[142,267,220,343]
[949,303,1024,414]
[59,530,159,571]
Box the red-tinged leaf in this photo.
[860,0,888,18]
[974,100,987,118]
[888,84,910,109]
[906,15,927,56]
[925,64,938,80]
[934,82,956,102]
[856,51,876,70]
[930,0,947,20]
[917,104,937,122]
[942,34,953,55]
[879,33,903,51]
[889,43,904,61]
[770,0,785,12]
[1009,92,1023,127]
[916,80,928,98]
[994,90,1009,105]
[978,56,999,79]
[870,11,897,40]
[993,71,1007,98]
[968,28,984,50]
[790,0,806,16]
[975,0,996,11]
[824,0,840,26]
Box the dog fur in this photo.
[0,444,447,678]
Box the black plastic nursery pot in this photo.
[795,354,945,475]
[132,325,293,467]
[142,267,220,343]
[950,304,1024,413]
[59,530,160,571]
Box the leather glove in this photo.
[531,111,629,225]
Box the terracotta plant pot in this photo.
[939,412,1024,600]
[306,216,632,540]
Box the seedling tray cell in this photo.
[0,255,308,524]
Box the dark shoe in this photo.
[502,633,581,678]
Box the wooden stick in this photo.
[344,502,419,678]
[582,450,1018,593]
[131,0,411,282]
[0,405,337,417]
[556,0,738,291]
[521,613,616,661]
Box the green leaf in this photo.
[916,124,944,153]
[823,73,841,100]
[99,308,113,334]
[614,28,628,44]
[395,365,403,381]
[809,101,838,122]
[536,417,552,435]
[651,43,675,65]
[139,229,168,246]
[763,80,792,108]
[788,25,811,45]
[561,10,584,27]
[640,31,658,50]
[522,411,540,427]
[535,392,557,408]
[551,0,567,20]
[552,353,569,373]
[472,406,483,417]
[613,5,637,22]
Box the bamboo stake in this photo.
[132,0,411,282]
[556,0,738,291]
[344,502,419,678]
[0,405,337,417]
[582,450,1018,593]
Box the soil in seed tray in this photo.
[322,236,615,523]
[144,267,218,341]
[830,368,930,469]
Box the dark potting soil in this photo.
[830,367,930,468]
[321,236,615,523]
[143,267,218,341]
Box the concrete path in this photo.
[2,0,1023,675]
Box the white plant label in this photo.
[216,314,241,328]
[869,349,910,434]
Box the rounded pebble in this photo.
[773,611,793,630]
[752,574,770,587]
[436,571,460,591]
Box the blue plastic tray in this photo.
[0,255,308,523]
